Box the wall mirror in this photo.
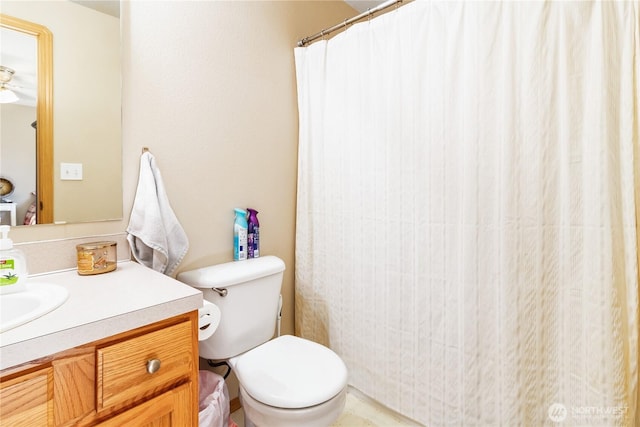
[0,0,121,227]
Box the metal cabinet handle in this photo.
[146,358,161,374]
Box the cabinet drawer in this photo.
[97,320,194,410]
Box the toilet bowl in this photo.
[177,256,349,427]
[239,384,347,427]
[230,335,348,427]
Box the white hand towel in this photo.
[127,151,188,275]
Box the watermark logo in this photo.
[548,403,568,423]
[547,403,628,423]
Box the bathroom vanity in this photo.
[0,262,202,426]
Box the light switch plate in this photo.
[60,163,83,180]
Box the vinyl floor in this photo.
[230,388,421,427]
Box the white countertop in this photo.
[0,261,202,371]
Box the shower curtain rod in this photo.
[297,0,403,47]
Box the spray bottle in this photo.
[233,208,248,261]
[247,208,260,258]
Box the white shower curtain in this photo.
[295,1,640,426]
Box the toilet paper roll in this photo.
[198,299,221,341]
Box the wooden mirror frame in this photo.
[0,14,53,224]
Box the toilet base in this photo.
[240,384,347,427]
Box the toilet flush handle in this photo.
[212,287,228,297]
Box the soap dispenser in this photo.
[0,225,28,294]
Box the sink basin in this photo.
[0,282,69,333]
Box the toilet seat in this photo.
[229,335,348,409]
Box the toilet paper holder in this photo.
[198,299,221,341]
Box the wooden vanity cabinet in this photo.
[0,311,199,426]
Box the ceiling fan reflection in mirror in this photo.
[0,66,20,103]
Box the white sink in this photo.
[0,282,69,333]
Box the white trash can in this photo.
[198,370,236,427]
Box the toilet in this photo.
[178,256,348,427]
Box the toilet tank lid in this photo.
[177,256,285,289]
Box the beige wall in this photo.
[12,1,356,337]
[121,0,356,337]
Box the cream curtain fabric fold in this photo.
[295,1,640,425]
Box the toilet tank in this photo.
[177,256,285,360]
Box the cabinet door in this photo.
[96,382,193,427]
[0,368,53,426]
